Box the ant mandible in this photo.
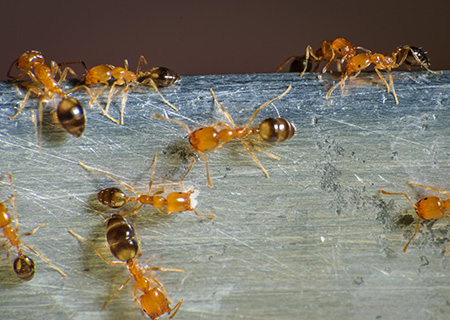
[6,50,97,150]
[69,213,183,319]
[154,86,294,188]
[0,172,66,280]
[83,56,179,124]
[276,38,370,76]
[380,180,450,253]
[79,154,215,218]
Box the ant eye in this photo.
[358,64,362,68]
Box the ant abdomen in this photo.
[258,118,295,143]
[97,188,126,208]
[140,67,180,87]
[13,255,35,281]
[57,98,86,138]
[404,46,431,67]
[106,214,138,261]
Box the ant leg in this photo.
[78,161,139,195]
[21,242,67,277]
[153,114,192,135]
[197,151,213,188]
[326,79,343,100]
[67,85,119,124]
[9,88,33,120]
[379,189,417,208]
[240,139,269,178]
[169,300,184,319]
[386,70,399,104]
[403,219,421,253]
[209,89,236,128]
[0,243,11,263]
[178,158,195,185]
[409,180,450,195]
[147,154,158,194]
[244,137,280,160]
[68,229,125,265]
[136,56,150,74]
[19,222,48,237]
[275,56,299,73]
[373,68,391,93]
[105,81,118,115]
[244,86,292,129]
[139,78,178,111]
[103,274,133,310]
[119,83,130,125]
[191,207,216,219]
[301,46,320,76]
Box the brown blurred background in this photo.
[1,0,449,80]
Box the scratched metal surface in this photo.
[1,71,450,320]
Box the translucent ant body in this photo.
[154,86,294,187]
[276,38,370,76]
[69,214,183,319]
[326,46,441,104]
[79,154,214,218]
[0,173,66,280]
[7,50,91,150]
[83,56,179,124]
[380,181,450,253]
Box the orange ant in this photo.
[0,172,66,280]
[326,46,442,104]
[83,56,179,124]
[380,181,450,253]
[276,38,370,76]
[79,154,215,218]
[68,213,183,319]
[154,86,294,187]
[6,50,100,150]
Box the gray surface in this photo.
[1,71,450,320]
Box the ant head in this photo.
[332,38,354,55]
[346,53,371,74]
[17,50,45,71]
[85,64,113,84]
[415,196,445,220]
[0,206,12,228]
[140,288,171,319]
[13,255,35,281]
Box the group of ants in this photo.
[0,37,448,319]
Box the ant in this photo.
[6,50,98,150]
[380,180,450,253]
[79,154,215,218]
[154,86,295,188]
[83,56,179,124]
[69,213,183,319]
[276,38,370,76]
[326,46,442,104]
[0,172,66,280]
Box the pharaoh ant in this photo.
[380,180,450,253]
[326,46,441,104]
[154,86,295,188]
[6,50,100,150]
[83,56,179,125]
[79,154,215,218]
[68,213,183,319]
[0,172,66,280]
[276,38,370,76]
